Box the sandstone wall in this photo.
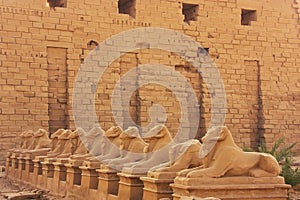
[0,0,299,164]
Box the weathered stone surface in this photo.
[171,176,290,200]
[0,0,299,166]
[179,126,280,178]
[4,191,42,200]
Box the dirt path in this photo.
[0,177,21,200]
[0,176,56,200]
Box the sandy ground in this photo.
[0,176,56,200]
[0,177,20,200]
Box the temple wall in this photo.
[0,0,299,164]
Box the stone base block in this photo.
[51,162,67,196]
[141,176,174,200]
[108,194,119,200]
[6,157,12,178]
[65,164,82,191]
[22,158,34,183]
[32,160,43,186]
[82,160,101,168]
[69,159,85,167]
[117,172,146,200]
[171,176,290,200]
[16,158,26,180]
[24,148,51,159]
[96,166,120,199]
[79,166,99,190]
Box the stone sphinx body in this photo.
[123,125,175,172]
[21,129,52,158]
[22,131,35,150]
[95,126,123,161]
[29,129,51,150]
[11,130,33,152]
[56,129,79,158]
[20,131,34,149]
[46,129,71,158]
[149,139,202,176]
[69,127,105,161]
[106,126,149,168]
[180,126,280,178]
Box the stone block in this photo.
[171,176,290,200]
[140,176,174,200]
[117,172,146,200]
[96,165,120,199]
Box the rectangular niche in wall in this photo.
[182,3,199,23]
[241,9,257,25]
[47,0,67,8]
[47,47,68,134]
[118,0,136,18]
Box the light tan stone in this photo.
[46,129,72,158]
[148,139,202,179]
[122,125,171,172]
[106,126,148,168]
[69,126,105,162]
[171,176,290,200]
[179,126,280,178]
[95,126,123,161]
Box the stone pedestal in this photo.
[96,166,120,199]
[140,172,176,200]
[10,154,21,180]
[69,159,85,167]
[80,166,99,190]
[51,162,68,197]
[23,157,34,183]
[82,159,101,169]
[32,157,46,187]
[40,161,55,190]
[64,164,83,199]
[16,156,25,180]
[76,165,99,199]
[171,176,291,200]
[117,172,146,200]
[5,154,12,178]
[65,164,82,192]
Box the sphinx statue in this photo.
[86,126,106,156]
[20,131,30,149]
[42,129,64,156]
[178,126,280,178]
[24,129,51,151]
[104,126,149,169]
[70,126,105,161]
[32,129,64,162]
[122,125,174,173]
[14,131,33,150]
[94,126,123,161]
[56,129,78,158]
[22,131,35,150]
[46,129,71,158]
[15,131,35,155]
[82,126,124,168]
[70,128,88,155]
[33,129,51,149]
[7,131,30,156]
[148,139,202,178]
[171,126,287,200]
[21,129,51,158]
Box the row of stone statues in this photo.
[12,125,280,179]
[7,126,288,200]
